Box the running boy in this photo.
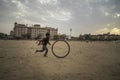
[35,32,51,57]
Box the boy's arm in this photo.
[48,41,51,45]
[38,39,43,45]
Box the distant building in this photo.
[46,27,58,39]
[28,25,47,39]
[14,22,28,38]
[12,22,58,39]
[10,30,14,36]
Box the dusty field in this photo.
[0,40,120,80]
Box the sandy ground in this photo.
[0,40,120,80]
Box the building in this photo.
[28,25,47,39]
[10,30,14,36]
[13,22,58,39]
[45,27,58,39]
[14,22,28,38]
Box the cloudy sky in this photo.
[0,0,120,36]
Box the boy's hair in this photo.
[46,32,50,36]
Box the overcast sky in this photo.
[0,0,120,36]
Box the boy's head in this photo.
[46,32,50,38]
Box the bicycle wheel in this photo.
[51,40,70,58]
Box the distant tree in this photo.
[79,34,83,40]
[84,34,91,40]
[0,33,7,39]
[0,33,4,38]
[22,33,31,39]
[53,35,59,40]
[59,34,66,40]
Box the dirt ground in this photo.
[0,40,120,80]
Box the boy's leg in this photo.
[35,46,45,52]
[44,46,48,57]
[40,46,45,52]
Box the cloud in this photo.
[0,0,120,36]
[113,13,120,18]
[48,10,71,21]
[10,0,28,18]
[37,0,58,5]
[111,28,120,34]
[96,27,120,35]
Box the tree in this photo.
[59,34,66,40]
[54,35,59,40]
[0,33,7,39]
[79,34,83,40]
[22,33,31,39]
[84,34,91,40]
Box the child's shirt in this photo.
[42,37,50,46]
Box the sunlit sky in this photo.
[0,0,120,36]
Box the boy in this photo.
[35,32,51,57]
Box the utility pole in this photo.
[69,28,72,39]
